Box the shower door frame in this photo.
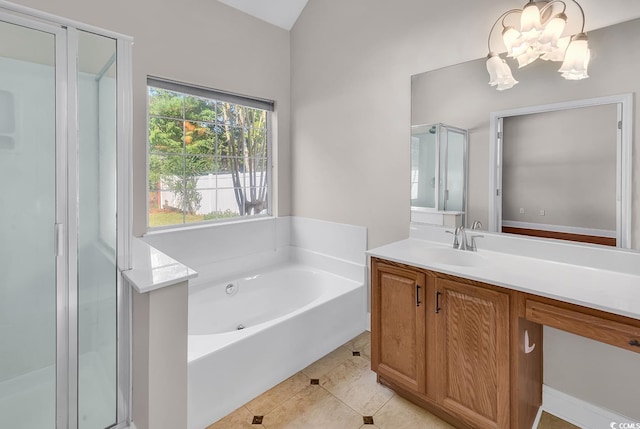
[0,2,133,429]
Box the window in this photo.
[147,78,273,228]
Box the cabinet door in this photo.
[435,278,510,429]
[371,260,427,394]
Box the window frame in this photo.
[145,77,274,231]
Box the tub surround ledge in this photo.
[124,237,198,294]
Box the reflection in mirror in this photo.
[411,18,640,249]
[489,94,632,247]
[411,123,468,228]
[498,102,620,246]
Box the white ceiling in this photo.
[217,0,309,30]
[216,0,640,34]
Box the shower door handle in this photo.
[55,223,64,257]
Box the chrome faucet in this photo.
[446,227,460,249]
[468,233,483,251]
[471,220,483,230]
[447,226,483,251]
[458,227,469,251]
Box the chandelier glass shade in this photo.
[487,53,520,91]
[486,0,590,90]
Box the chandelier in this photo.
[486,0,590,91]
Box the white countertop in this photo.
[124,237,198,293]
[367,238,640,321]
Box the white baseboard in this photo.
[531,406,543,429]
[542,385,636,429]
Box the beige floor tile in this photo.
[246,372,310,416]
[538,411,580,429]
[373,395,455,429]
[360,341,371,360]
[320,356,394,415]
[343,331,371,353]
[301,346,353,379]
[359,426,380,429]
[206,405,264,429]
[262,384,363,429]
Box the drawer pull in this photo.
[435,291,442,314]
[524,330,536,354]
[630,340,640,347]
[416,285,422,307]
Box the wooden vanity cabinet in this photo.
[372,256,640,429]
[435,277,510,429]
[371,258,516,429]
[370,259,429,395]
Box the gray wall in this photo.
[502,104,617,231]
[132,282,188,429]
[13,0,292,237]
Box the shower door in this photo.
[0,5,132,429]
[0,15,64,429]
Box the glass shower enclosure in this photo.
[0,3,132,429]
[411,123,468,225]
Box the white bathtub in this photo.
[187,263,367,429]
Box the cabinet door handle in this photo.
[416,285,422,307]
[435,291,442,314]
[630,339,640,347]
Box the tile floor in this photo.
[206,331,578,429]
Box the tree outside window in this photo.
[148,87,270,228]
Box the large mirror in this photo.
[411,17,640,249]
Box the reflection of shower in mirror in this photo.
[410,123,468,228]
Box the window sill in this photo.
[144,214,274,237]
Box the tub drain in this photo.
[237,324,245,330]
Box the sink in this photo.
[422,247,486,267]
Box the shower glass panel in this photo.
[0,20,57,429]
[438,128,448,210]
[444,129,466,212]
[410,127,437,209]
[77,30,117,429]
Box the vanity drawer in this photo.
[526,299,640,354]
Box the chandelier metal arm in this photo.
[539,0,567,18]
[487,9,522,52]
[569,0,586,32]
